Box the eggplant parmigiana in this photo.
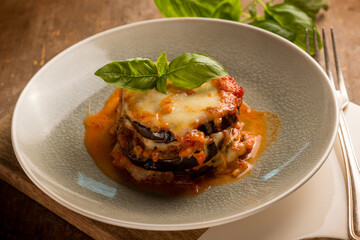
[110,75,257,184]
[86,52,273,195]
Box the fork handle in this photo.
[338,111,360,239]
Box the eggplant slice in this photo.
[122,107,240,175]
[129,107,240,143]
[123,142,218,172]
[131,119,176,143]
[197,112,238,135]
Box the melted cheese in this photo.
[123,81,221,136]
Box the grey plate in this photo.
[11,18,338,230]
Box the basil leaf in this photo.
[153,0,242,21]
[95,58,159,91]
[250,19,295,42]
[211,0,241,21]
[156,75,168,94]
[195,0,223,12]
[153,0,211,17]
[265,3,322,54]
[167,53,228,89]
[249,6,257,19]
[285,0,328,20]
[153,0,327,55]
[157,51,168,76]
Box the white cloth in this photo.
[200,102,360,240]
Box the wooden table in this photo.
[0,0,359,239]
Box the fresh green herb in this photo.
[156,51,169,76]
[156,75,168,94]
[168,53,228,89]
[95,52,228,94]
[210,0,242,21]
[154,0,241,21]
[284,0,328,20]
[153,0,328,54]
[250,19,295,42]
[154,0,211,18]
[264,3,322,54]
[94,58,158,91]
[249,6,257,19]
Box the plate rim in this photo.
[11,17,339,230]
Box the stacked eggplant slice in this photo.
[117,114,237,176]
[114,77,253,179]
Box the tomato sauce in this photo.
[84,89,279,196]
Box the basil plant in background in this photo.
[154,0,328,55]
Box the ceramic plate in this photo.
[12,18,338,230]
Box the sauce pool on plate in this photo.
[84,89,279,196]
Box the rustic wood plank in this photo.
[316,0,360,104]
[0,178,93,240]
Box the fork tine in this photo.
[313,28,320,63]
[331,28,349,99]
[322,28,331,78]
[322,28,335,89]
[305,29,310,54]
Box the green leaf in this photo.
[265,3,322,54]
[157,51,168,76]
[249,6,257,19]
[153,0,211,17]
[285,0,328,20]
[156,75,168,94]
[210,0,241,21]
[152,0,327,55]
[195,0,223,11]
[95,58,159,91]
[167,53,228,89]
[250,19,295,42]
[153,0,242,21]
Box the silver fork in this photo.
[306,27,360,240]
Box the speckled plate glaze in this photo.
[12,18,338,230]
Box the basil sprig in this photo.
[153,0,328,55]
[261,3,323,53]
[95,52,228,94]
